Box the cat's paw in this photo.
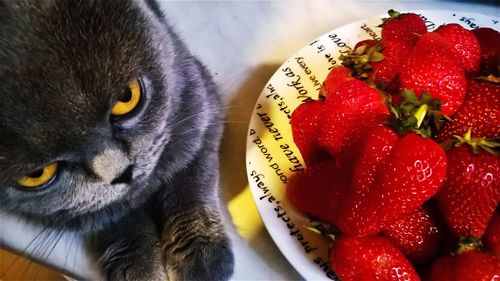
[98,231,168,281]
[162,209,234,281]
[104,260,168,281]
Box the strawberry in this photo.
[381,10,427,45]
[437,80,500,142]
[336,133,447,236]
[400,32,467,116]
[331,235,420,281]
[318,79,389,164]
[286,160,348,225]
[435,135,500,238]
[435,23,481,76]
[369,39,414,93]
[339,37,412,93]
[429,249,500,281]
[291,99,328,166]
[352,126,399,195]
[320,66,355,98]
[484,212,500,258]
[382,205,444,265]
[472,27,500,75]
[337,126,399,234]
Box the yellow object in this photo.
[228,186,264,240]
[17,163,58,188]
[111,79,141,116]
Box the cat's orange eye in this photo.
[111,79,141,116]
[17,163,58,188]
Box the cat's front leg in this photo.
[158,158,234,280]
[94,209,167,281]
[161,206,233,281]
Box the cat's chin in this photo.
[38,201,143,233]
[20,182,162,234]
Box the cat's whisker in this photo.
[0,223,52,279]
[73,233,83,273]
[10,227,55,280]
[30,228,55,260]
[40,227,65,264]
[24,229,59,278]
[64,230,78,269]
[22,226,63,280]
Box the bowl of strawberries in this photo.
[246,9,499,280]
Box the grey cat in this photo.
[0,0,234,280]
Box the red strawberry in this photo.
[339,126,398,234]
[429,249,500,281]
[369,39,414,93]
[331,235,420,281]
[472,27,500,75]
[400,32,467,116]
[318,79,389,164]
[352,126,399,195]
[381,10,427,44]
[382,205,444,265]
[437,80,500,142]
[336,126,398,233]
[291,100,328,166]
[286,160,348,224]
[321,66,355,97]
[484,212,500,258]
[337,133,447,236]
[435,23,481,76]
[435,141,500,238]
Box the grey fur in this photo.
[0,0,234,280]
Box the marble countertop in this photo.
[1,1,498,280]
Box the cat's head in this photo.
[0,0,190,231]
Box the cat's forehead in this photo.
[0,0,156,171]
[0,0,152,76]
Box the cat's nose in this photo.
[111,165,134,185]
[90,148,131,184]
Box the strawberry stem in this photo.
[388,9,401,18]
[379,9,402,27]
[387,90,448,138]
[302,225,337,243]
[475,74,500,84]
[455,236,484,255]
[303,225,323,235]
[339,40,383,80]
[454,129,500,155]
[413,104,428,128]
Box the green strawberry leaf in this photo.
[388,9,401,18]
[453,129,500,156]
[340,41,383,80]
[475,74,500,84]
[379,9,402,27]
[455,236,484,256]
[369,51,385,63]
[387,89,449,138]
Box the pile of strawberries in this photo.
[287,10,500,281]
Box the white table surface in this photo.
[1,1,499,280]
